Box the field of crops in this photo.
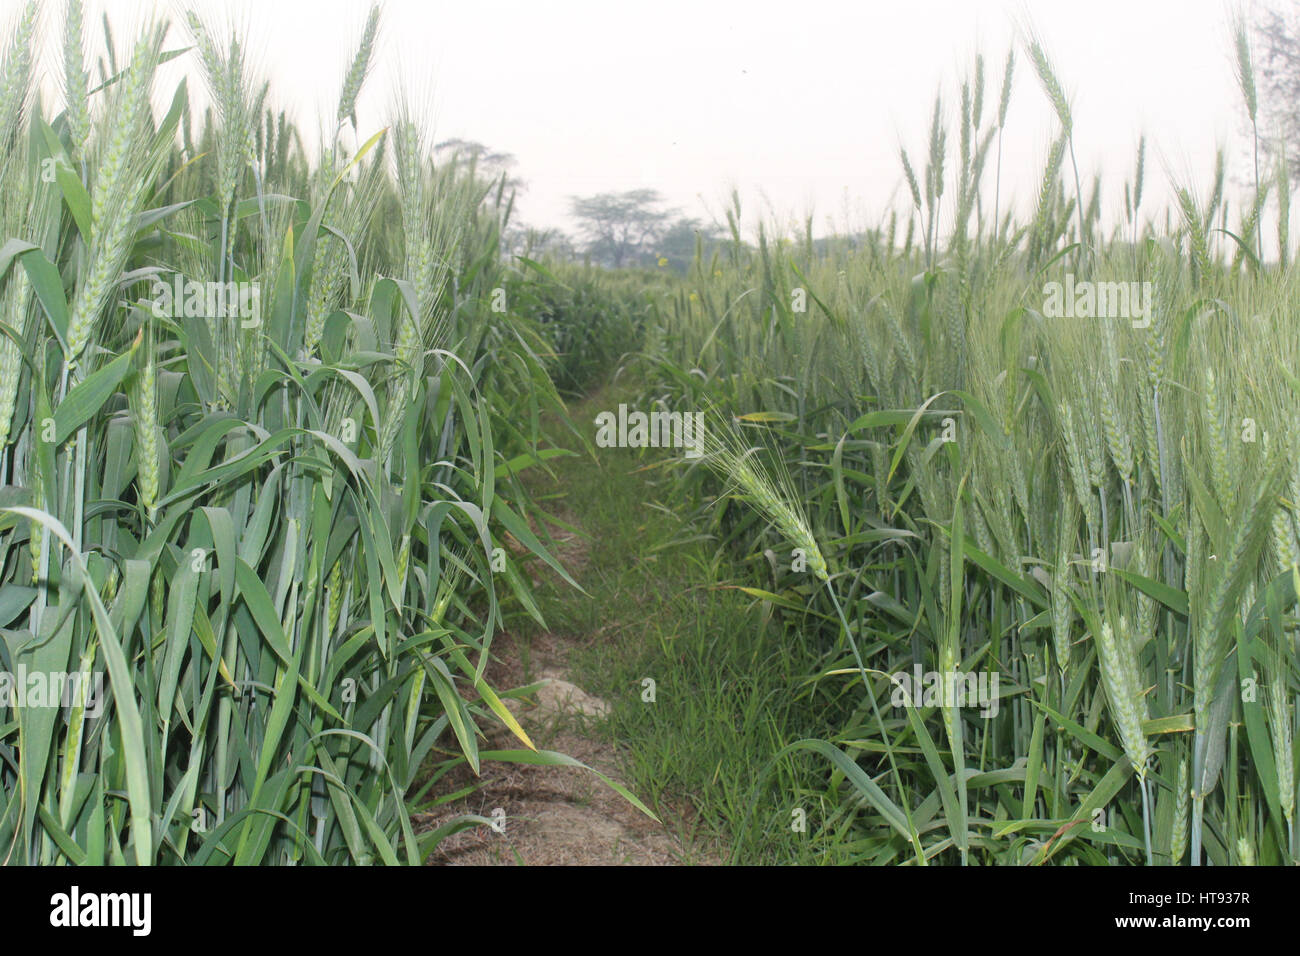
[0,0,1295,869]
[0,0,637,865]
[624,37,1300,865]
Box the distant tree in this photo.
[508,225,576,261]
[435,138,524,193]
[434,138,514,168]
[568,189,675,267]
[655,217,724,273]
[1254,4,1300,178]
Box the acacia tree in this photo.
[568,189,674,267]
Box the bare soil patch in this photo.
[420,508,701,866]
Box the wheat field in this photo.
[0,0,1294,870]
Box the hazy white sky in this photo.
[17,0,1276,237]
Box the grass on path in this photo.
[511,381,857,864]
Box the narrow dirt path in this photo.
[422,501,696,865]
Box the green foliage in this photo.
[0,2,618,865]
[616,46,1300,865]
